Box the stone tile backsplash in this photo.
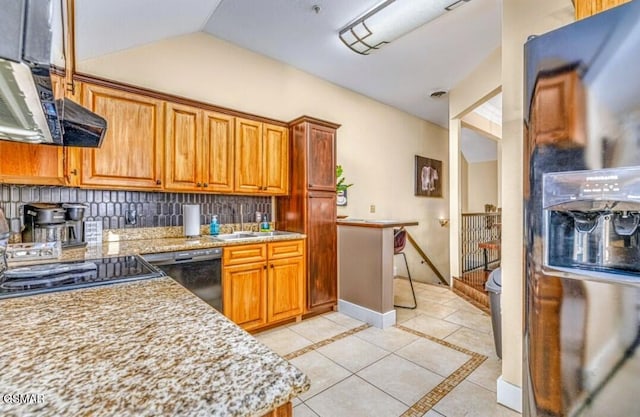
[0,184,271,235]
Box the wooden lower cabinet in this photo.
[307,192,337,310]
[268,256,305,323]
[223,240,305,331]
[223,262,268,331]
[261,402,292,417]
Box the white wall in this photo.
[501,0,574,393]
[466,160,498,212]
[78,32,450,282]
[461,156,469,212]
[448,49,501,279]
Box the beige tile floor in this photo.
[255,279,520,417]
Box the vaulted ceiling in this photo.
[75,0,502,130]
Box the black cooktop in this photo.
[0,255,165,299]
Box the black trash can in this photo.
[485,268,502,359]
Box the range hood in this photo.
[0,0,106,147]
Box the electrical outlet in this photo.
[370,205,376,213]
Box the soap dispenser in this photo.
[260,214,270,232]
[210,215,220,236]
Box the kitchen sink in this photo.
[214,233,257,241]
[250,231,298,237]
[211,231,299,241]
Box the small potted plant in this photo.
[336,165,353,206]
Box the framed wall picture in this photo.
[415,155,443,197]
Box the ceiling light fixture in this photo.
[339,0,472,55]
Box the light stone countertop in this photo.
[0,277,309,417]
[1,231,309,416]
[15,232,307,264]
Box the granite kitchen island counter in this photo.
[0,277,309,417]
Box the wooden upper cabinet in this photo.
[235,118,263,193]
[235,118,288,195]
[165,104,235,193]
[0,142,65,185]
[165,102,202,191]
[204,111,235,193]
[0,74,66,186]
[263,124,289,194]
[574,0,630,19]
[80,83,164,190]
[530,69,585,148]
[50,73,66,99]
[307,124,336,191]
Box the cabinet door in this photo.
[0,142,65,185]
[165,103,202,191]
[223,262,267,331]
[81,84,164,189]
[575,0,630,19]
[234,118,263,193]
[263,123,289,195]
[268,256,305,323]
[531,70,585,148]
[307,192,337,309]
[307,123,336,191]
[0,74,67,186]
[204,111,235,193]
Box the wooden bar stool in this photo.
[393,227,417,309]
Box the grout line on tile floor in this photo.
[283,323,371,361]
[396,325,488,417]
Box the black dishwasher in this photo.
[143,248,222,311]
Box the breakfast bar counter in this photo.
[337,219,418,328]
[0,277,309,417]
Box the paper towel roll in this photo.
[183,205,201,237]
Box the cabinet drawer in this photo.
[268,239,304,260]
[223,244,267,266]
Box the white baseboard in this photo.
[338,299,396,329]
[497,376,522,413]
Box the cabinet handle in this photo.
[156,179,162,185]
[197,182,202,187]
[70,169,78,175]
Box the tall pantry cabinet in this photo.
[277,116,340,314]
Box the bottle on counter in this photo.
[260,214,270,232]
[210,215,220,236]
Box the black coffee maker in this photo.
[62,203,87,248]
[22,203,67,244]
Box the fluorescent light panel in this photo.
[339,0,472,55]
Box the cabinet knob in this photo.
[156,179,162,185]
[197,182,202,187]
[270,264,274,268]
[203,183,209,188]
[70,169,78,175]
[263,265,267,270]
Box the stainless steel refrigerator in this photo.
[524,2,640,416]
